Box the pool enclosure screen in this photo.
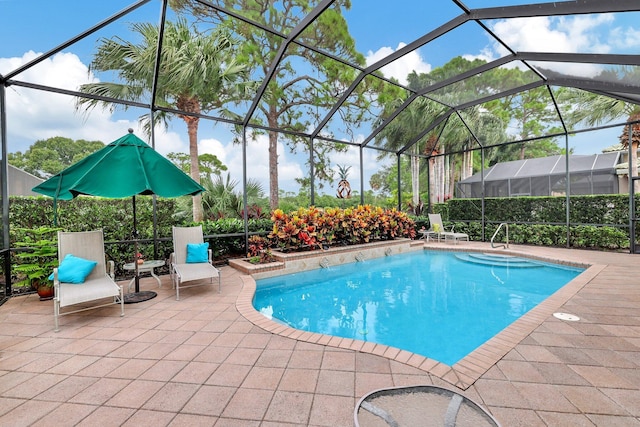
[2,0,640,262]
[457,152,621,197]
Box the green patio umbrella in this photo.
[33,130,204,201]
[33,129,205,302]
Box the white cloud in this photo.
[198,133,304,194]
[463,46,496,64]
[1,50,318,193]
[0,50,314,193]
[490,14,615,77]
[1,51,140,150]
[492,15,613,54]
[609,26,640,50]
[365,42,431,85]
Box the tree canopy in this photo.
[8,136,104,179]
[77,18,251,222]
[171,0,385,210]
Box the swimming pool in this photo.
[253,250,584,366]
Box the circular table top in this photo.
[123,259,165,270]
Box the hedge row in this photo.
[446,194,638,225]
[432,194,636,250]
[8,197,271,282]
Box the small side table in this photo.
[123,259,165,292]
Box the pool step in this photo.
[455,253,542,268]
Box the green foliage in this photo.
[10,197,179,279]
[444,194,634,250]
[170,0,382,209]
[166,152,228,179]
[12,226,62,288]
[8,137,105,179]
[78,17,252,221]
[200,217,273,260]
[10,197,275,285]
[200,173,268,220]
[448,195,632,225]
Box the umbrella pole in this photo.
[124,195,157,304]
[134,195,140,293]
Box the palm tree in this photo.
[377,96,446,206]
[76,18,250,222]
[201,173,266,219]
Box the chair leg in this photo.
[54,299,60,332]
[118,288,125,317]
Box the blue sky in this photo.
[1,1,638,193]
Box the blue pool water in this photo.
[253,251,584,365]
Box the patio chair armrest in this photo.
[208,249,213,264]
[107,260,115,279]
[169,252,177,270]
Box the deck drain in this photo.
[553,312,580,321]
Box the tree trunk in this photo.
[444,155,451,199]
[267,107,279,211]
[428,157,436,206]
[448,156,456,199]
[268,130,279,211]
[410,146,420,206]
[187,117,203,222]
[178,95,203,222]
[620,113,640,194]
[462,148,473,179]
[437,156,445,202]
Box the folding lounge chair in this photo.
[170,225,221,300]
[428,213,469,244]
[53,230,124,331]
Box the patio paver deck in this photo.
[1,242,639,426]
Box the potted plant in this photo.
[13,226,61,300]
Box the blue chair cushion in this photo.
[49,254,98,284]
[186,242,209,263]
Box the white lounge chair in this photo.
[428,213,469,244]
[53,230,124,332]
[170,225,221,300]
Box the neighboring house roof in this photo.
[4,164,44,196]
[459,152,622,184]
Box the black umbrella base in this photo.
[124,291,157,304]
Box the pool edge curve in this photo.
[235,245,603,390]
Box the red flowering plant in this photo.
[268,205,416,252]
[247,235,266,257]
[269,209,309,251]
[246,235,275,264]
[315,207,340,248]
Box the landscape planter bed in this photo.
[229,238,423,279]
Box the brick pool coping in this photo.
[235,244,601,389]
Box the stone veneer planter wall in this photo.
[229,238,424,279]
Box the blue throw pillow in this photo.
[186,242,209,263]
[49,254,98,284]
